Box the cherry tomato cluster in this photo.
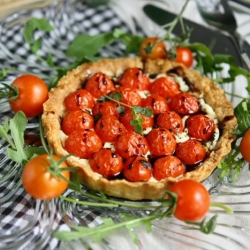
[139,37,194,68]
[61,66,217,183]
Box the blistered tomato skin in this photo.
[115,131,149,159]
[149,77,180,99]
[9,74,48,117]
[153,155,186,181]
[139,37,167,59]
[170,179,210,222]
[117,88,142,109]
[186,114,216,141]
[64,89,95,112]
[89,148,123,178]
[169,92,200,115]
[141,94,169,115]
[65,130,102,159]
[176,139,207,165]
[156,111,184,134]
[146,128,176,157]
[85,73,115,98]
[120,109,154,132]
[240,128,250,163]
[92,101,120,119]
[123,156,152,182]
[95,115,127,143]
[118,68,150,90]
[61,110,94,135]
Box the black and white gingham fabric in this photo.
[0,1,145,249]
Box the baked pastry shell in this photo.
[42,57,237,200]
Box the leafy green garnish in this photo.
[0,111,45,165]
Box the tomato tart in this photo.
[42,57,237,200]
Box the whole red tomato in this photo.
[9,74,48,117]
[89,148,123,178]
[240,128,250,163]
[123,156,152,182]
[170,179,210,221]
[22,154,70,200]
[175,47,194,68]
[139,37,167,59]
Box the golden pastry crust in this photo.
[42,57,237,200]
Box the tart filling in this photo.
[42,57,237,200]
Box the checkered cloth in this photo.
[0,1,145,249]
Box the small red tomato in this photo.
[92,101,120,119]
[139,37,167,59]
[22,154,69,200]
[95,115,127,143]
[115,131,149,159]
[156,111,184,134]
[123,156,152,182]
[61,110,94,135]
[169,92,199,115]
[149,77,180,99]
[146,128,176,157]
[175,47,194,68]
[89,148,123,178]
[120,109,154,132]
[240,128,250,163]
[65,130,102,159]
[117,88,142,109]
[141,94,169,115]
[186,114,216,141]
[170,179,210,221]
[176,139,207,165]
[9,74,48,117]
[85,73,115,98]
[153,155,185,181]
[118,68,150,90]
[64,89,95,112]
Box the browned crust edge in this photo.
[42,57,237,200]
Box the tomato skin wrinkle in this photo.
[21,154,70,200]
[170,179,210,222]
[240,128,250,163]
[9,74,48,117]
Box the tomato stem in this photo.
[0,83,19,101]
[210,202,234,214]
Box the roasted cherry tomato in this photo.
[240,128,250,163]
[115,131,149,159]
[139,37,167,59]
[169,92,200,115]
[149,76,180,99]
[170,179,210,221]
[141,94,169,115]
[95,115,127,143]
[175,139,207,165]
[153,155,186,181]
[120,109,154,132]
[118,68,150,90]
[85,73,115,98]
[146,128,176,157]
[89,148,123,178]
[117,88,142,109]
[156,111,184,134]
[175,46,194,68]
[92,101,120,119]
[61,110,94,135]
[65,130,102,158]
[22,154,70,200]
[9,74,48,117]
[123,156,152,182]
[64,89,95,112]
[186,114,216,141]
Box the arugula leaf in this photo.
[0,68,8,80]
[23,18,54,54]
